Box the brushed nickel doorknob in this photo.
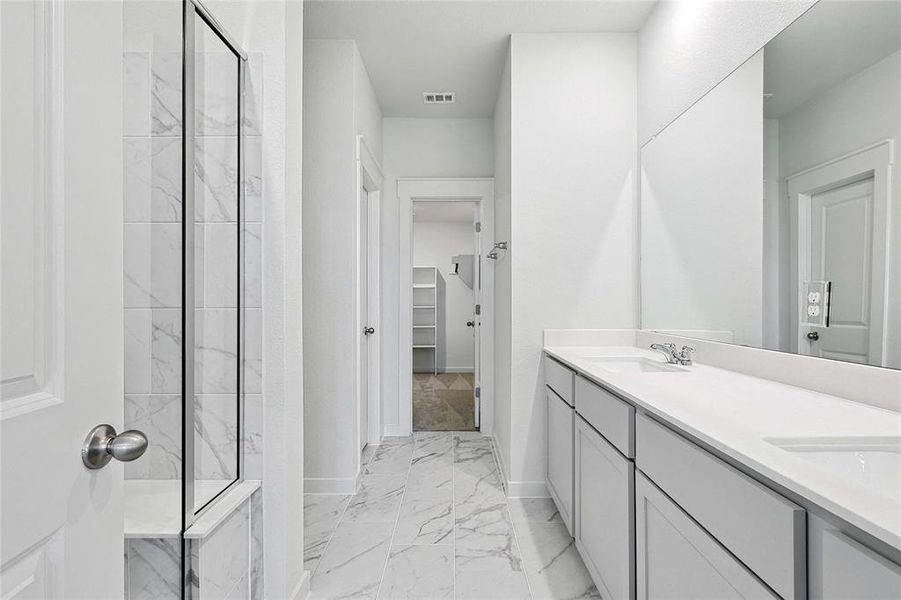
[81,424,148,470]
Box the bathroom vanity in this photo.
[543,331,901,600]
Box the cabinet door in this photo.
[575,416,634,600]
[635,472,777,600]
[546,387,574,534]
[808,514,901,599]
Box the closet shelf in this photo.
[412,266,442,374]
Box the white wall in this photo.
[776,50,901,368]
[504,33,638,493]
[641,52,764,348]
[380,118,493,432]
[493,45,513,482]
[413,221,476,372]
[638,0,814,145]
[303,39,382,488]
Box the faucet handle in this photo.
[681,345,695,356]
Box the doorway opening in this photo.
[412,201,480,430]
[398,178,495,436]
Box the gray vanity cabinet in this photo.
[808,514,901,599]
[546,386,574,534]
[575,416,635,600]
[635,472,778,600]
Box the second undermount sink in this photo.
[581,357,687,373]
[767,436,901,502]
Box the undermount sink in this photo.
[581,357,687,373]
[767,436,901,502]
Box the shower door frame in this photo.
[182,0,249,539]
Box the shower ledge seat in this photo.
[125,479,261,539]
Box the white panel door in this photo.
[804,177,877,363]
[1,1,124,597]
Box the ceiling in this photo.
[413,201,477,223]
[304,0,657,118]
[763,0,901,118]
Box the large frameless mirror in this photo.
[640,0,901,370]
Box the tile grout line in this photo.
[452,433,457,600]
[373,438,414,600]
[306,444,373,585]
[488,437,534,599]
[504,495,536,599]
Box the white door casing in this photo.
[398,178,495,437]
[359,179,369,452]
[1,1,124,597]
[356,135,382,458]
[472,214,481,428]
[788,141,893,366]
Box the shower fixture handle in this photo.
[81,424,148,470]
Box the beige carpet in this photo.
[412,372,477,431]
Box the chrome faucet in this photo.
[650,343,696,366]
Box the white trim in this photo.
[505,481,549,499]
[398,178,495,437]
[291,570,311,600]
[303,477,359,495]
[355,135,384,462]
[787,140,893,366]
[383,424,408,438]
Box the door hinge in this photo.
[475,222,481,233]
[475,304,481,315]
[475,386,481,398]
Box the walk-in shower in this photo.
[123,1,260,597]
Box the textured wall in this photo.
[638,0,814,145]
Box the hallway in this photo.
[303,432,599,599]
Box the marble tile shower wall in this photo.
[123,51,264,484]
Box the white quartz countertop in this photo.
[544,344,901,551]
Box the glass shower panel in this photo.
[192,15,241,513]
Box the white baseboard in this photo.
[442,367,475,373]
[506,480,549,498]
[490,434,547,498]
[292,570,311,600]
[383,424,410,437]
[304,477,357,494]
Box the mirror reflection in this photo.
[640,0,901,369]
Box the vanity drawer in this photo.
[635,413,806,600]
[545,355,574,407]
[575,376,634,458]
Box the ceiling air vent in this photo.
[423,91,455,104]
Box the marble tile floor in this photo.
[412,374,478,432]
[304,432,600,599]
